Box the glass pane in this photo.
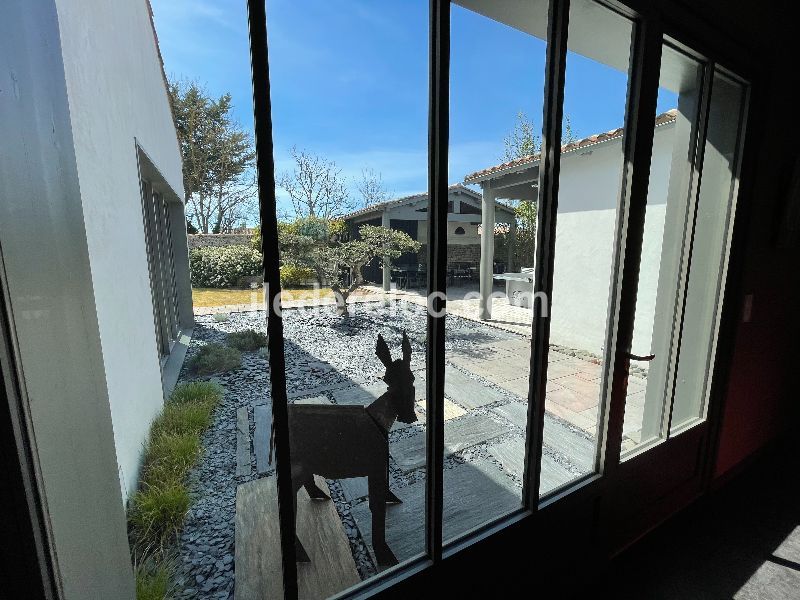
[669,71,746,432]
[445,0,547,540]
[622,43,704,453]
[541,0,634,491]
[268,0,429,590]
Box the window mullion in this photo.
[662,61,713,436]
[523,0,570,509]
[246,1,298,599]
[425,0,449,564]
[599,16,663,476]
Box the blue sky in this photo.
[152,0,675,214]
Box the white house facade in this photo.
[466,111,678,357]
[0,0,190,596]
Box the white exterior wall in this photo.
[54,0,186,499]
[549,123,675,355]
[0,1,144,596]
[416,220,482,245]
[1,0,185,595]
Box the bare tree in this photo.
[356,167,391,208]
[277,147,353,219]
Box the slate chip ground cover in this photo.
[171,302,594,597]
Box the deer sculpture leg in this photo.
[368,466,398,566]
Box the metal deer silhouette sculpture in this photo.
[270,332,417,567]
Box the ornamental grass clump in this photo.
[226,329,268,352]
[134,554,175,600]
[129,481,191,546]
[127,382,223,596]
[187,343,241,375]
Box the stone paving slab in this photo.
[236,407,250,477]
[556,374,602,401]
[288,380,363,401]
[464,357,527,384]
[487,437,575,496]
[491,401,596,474]
[546,360,582,379]
[350,459,520,568]
[331,381,387,405]
[235,476,359,600]
[542,418,596,473]
[390,413,507,472]
[332,380,426,407]
[492,401,529,429]
[340,477,370,504]
[497,376,530,398]
[253,404,272,475]
[547,384,598,413]
[295,395,331,405]
[444,365,507,409]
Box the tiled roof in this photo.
[342,183,513,220]
[464,109,677,183]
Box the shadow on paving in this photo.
[229,308,597,596]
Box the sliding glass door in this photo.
[245,0,749,597]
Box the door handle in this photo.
[624,352,655,362]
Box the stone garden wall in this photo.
[417,244,481,265]
[188,233,252,249]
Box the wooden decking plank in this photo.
[236,407,251,477]
[234,476,360,600]
[253,404,272,475]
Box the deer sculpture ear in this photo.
[376,334,393,368]
[402,331,412,365]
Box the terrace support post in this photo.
[479,185,496,320]
[508,217,516,273]
[382,209,391,292]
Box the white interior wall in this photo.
[55,0,186,500]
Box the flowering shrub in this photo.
[189,245,262,288]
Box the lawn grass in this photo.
[192,286,333,307]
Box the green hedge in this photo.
[189,245,262,288]
[280,265,316,287]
